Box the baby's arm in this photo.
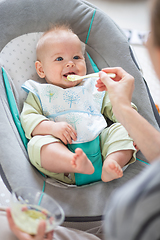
[21,92,77,144]
[32,120,77,145]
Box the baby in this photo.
[21,24,136,185]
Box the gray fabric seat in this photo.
[0,0,159,231]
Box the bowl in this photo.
[10,187,65,234]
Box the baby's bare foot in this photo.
[71,148,94,174]
[101,159,123,182]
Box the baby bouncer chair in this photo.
[0,0,160,235]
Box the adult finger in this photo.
[95,79,107,90]
[101,67,128,81]
[34,220,53,240]
[35,220,46,240]
[6,208,31,240]
[45,230,54,240]
[6,208,14,230]
[99,71,115,89]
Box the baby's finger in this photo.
[68,125,77,140]
[60,134,68,145]
[63,131,73,144]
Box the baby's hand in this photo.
[52,122,77,144]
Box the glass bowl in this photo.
[10,187,65,235]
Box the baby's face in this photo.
[39,30,86,88]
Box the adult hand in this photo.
[6,208,54,240]
[96,67,135,115]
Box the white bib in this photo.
[22,78,107,143]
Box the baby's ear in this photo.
[35,61,45,78]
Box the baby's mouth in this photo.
[63,72,76,79]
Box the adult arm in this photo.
[101,91,137,123]
[96,67,160,162]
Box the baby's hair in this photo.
[42,23,74,37]
[36,23,85,60]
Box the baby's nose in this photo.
[66,61,75,67]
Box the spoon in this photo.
[67,72,116,82]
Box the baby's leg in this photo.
[101,150,133,182]
[41,142,94,175]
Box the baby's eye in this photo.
[55,57,63,61]
[73,55,80,60]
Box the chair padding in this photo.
[0,0,159,226]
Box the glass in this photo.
[10,187,65,235]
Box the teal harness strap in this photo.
[2,67,46,182]
[85,9,100,73]
[85,9,96,44]
[136,158,150,165]
[68,136,102,186]
[86,52,99,73]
